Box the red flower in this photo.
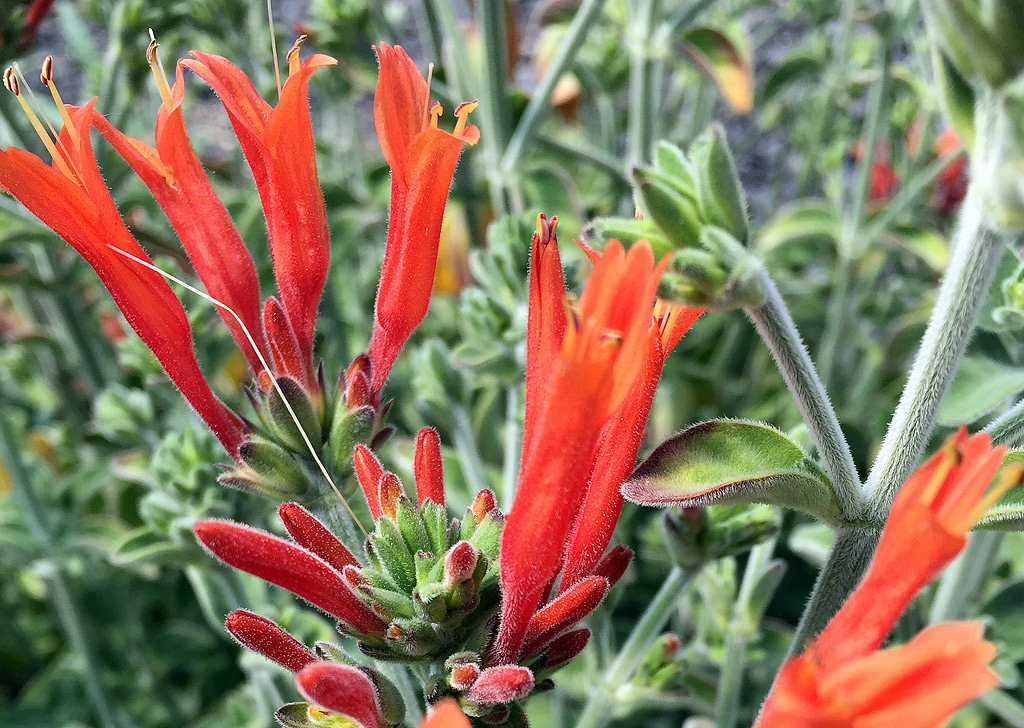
[933,127,969,214]
[758,428,1019,726]
[420,699,471,728]
[92,57,267,374]
[0,69,245,454]
[816,428,1014,666]
[183,50,336,367]
[493,221,686,665]
[759,622,997,728]
[366,43,479,396]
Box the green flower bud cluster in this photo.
[587,126,763,310]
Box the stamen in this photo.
[266,0,282,99]
[429,101,442,130]
[146,34,174,108]
[40,56,79,150]
[453,100,479,138]
[4,67,63,166]
[286,35,307,77]
[105,244,370,540]
[10,64,83,185]
[918,441,961,506]
[425,62,435,121]
[968,462,1024,528]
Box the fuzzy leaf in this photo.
[623,420,840,522]
[681,25,753,114]
[938,357,1024,425]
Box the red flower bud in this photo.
[224,609,316,673]
[354,445,384,520]
[278,502,359,573]
[414,427,445,507]
[444,541,479,590]
[472,489,497,524]
[521,576,609,658]
[263,296,313,389]
[378,472,405,520]
[450,661,481,690]
[193,520,386,635]
[542,628,591,670]
[465,665,534,707]
[296,662,385,728]
[592,545,632,588]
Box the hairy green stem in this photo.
[980,689,1024,727]
[747,270,863,519]
[864,197,1010,513]
[626,0,657,169]
[986,396,1024,447]
[500,0,610,174]
[787,529,877,656]
[865,89,1014,513]
[714,541,776,728]
[575,566,697,728]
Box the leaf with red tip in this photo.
[623,419,839,522]
[681,25,754,114]
[414,428,445,507]
[279,502,359,573]
[225,609,316,672]
[466,665,534,707]
[421,699,471,728]
[354,445,385,520]
[193,520,385,635]
[521,576,608,658]
[296,662,385,728]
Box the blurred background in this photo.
[1,1,1018,726]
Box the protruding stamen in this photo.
[453,100,479,138]
[287,35,307,76]
[39,56,78,150]
[429,101,442,129]
[266,0,282,99]
[3,66,64,169]
[40,56,52,86]
[146,34,174,108]
[425,62,434,116]
[968,462,1024,530]
[535,213,558,245]
[919,442,961,507]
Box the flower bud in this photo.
[265,375,323,453]
[466,666,535,707]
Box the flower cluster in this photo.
[0,41,477,505]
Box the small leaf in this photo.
[977,451,1024,531]
[623,420,841,522]
[881,225,949,273]
[681,25,753,114]
[759,52,821,104]
[982,580,1024,659]
[757,200,838,255]
[938,357,1024,425]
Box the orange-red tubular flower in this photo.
[560,279,702,592]
[91,62,267,374]
[759,622,998,728]
[757,428,1018,727]
[367,43,479,396]
[816,428,1014,667]
[419,699,471,728]
[183,51,336,367]
[0,98,245,455]
[493,229,670,665]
